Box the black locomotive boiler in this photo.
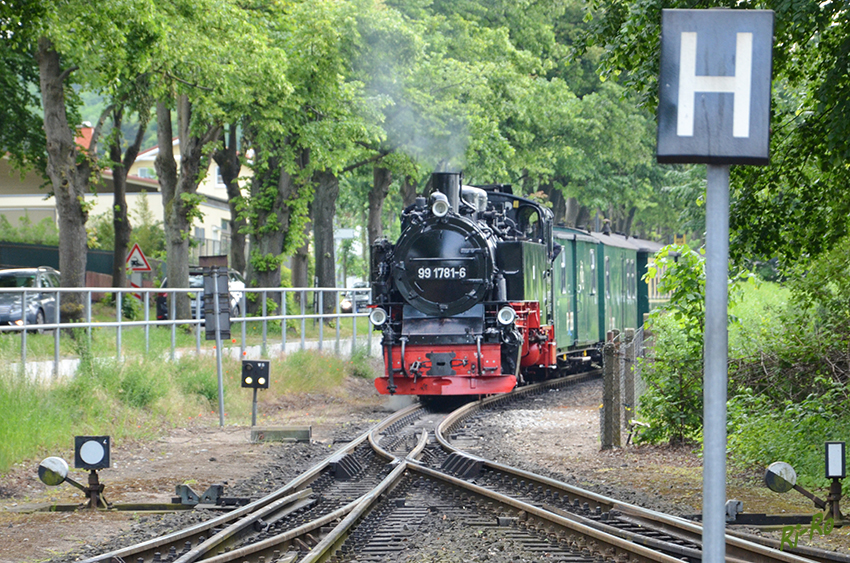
[368,172,664,397]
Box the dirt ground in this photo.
[1,377,849,562]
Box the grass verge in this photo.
[0,347,380,474]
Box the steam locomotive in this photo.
[368,172,663,396]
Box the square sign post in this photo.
[657,9,774,563]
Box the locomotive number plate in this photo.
[417,267,467,279]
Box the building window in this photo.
[138,167,153,179]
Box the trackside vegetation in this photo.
[0,347,379,473]
[638,241,850,493]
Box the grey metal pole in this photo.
[251,387,258,427]
[703,163,730,563]
[213,268,225,428]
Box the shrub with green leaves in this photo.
[637,244,707,444]
[637,244,749,444]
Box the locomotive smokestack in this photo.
[432,172,461,214]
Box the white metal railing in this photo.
[0,285,373,380]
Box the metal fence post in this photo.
[53,290,60,379]
[351,305,357,358]
[262,291,268,355]
[116,291,122,362]
[170,294,176,362]
[335,290,340,355]
[86,292,91,346]
[281,289,287,354]
[144,292,150,355]
[21,289,27,375]
[300,290,306,351]
[318,291,323,351]
[196,293,202,356]
[241,292,246,358]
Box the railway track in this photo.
[76,372,849,563]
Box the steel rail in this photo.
[410,462,684,563]
[75,405,406,563]
[367,402,424,461]
[76,489,312,563]
[297,463,410,563]
[432,374,826,563]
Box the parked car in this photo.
[0,267,60,332]
[156,268,245,320]
[340,281,371,313]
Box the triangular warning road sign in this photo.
[126,243,152,272]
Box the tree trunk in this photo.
[109,106,147,290]
[542,183,566,225]
[156,97,220,320]
[245,155,286,314]
[244,145,311,315]
[291,222,310,303]
[564,196,593,230]
[37,37,89,317]
[213,124,247,275]
[312,170,339,314]
[368,166,392,247]
[399,174,417,208]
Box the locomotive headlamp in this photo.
[431,193,450,217]
[497,306,517,326]
[369,307,388,326]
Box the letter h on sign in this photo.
[657,9,774,165]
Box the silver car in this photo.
[0,267,60,332]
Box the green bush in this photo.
[119,363,168,408]
[728,383,850,493]
[173,361,220,405]
[637,245,708,444]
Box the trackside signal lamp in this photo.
[826,442,846,479]
[369,307,388,327]
[241,360,270,389]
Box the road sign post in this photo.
[657,9,774,563]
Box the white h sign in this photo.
[656,9,773,165]
[677,32,753,138]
